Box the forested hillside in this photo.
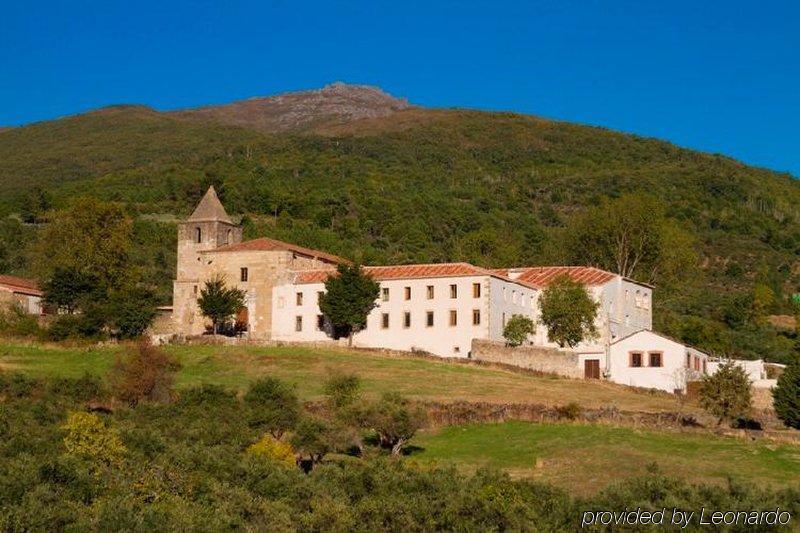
[0,86,798,362]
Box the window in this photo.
[403,311,411,328]
[473,283,481,298]
[193,285,198,295]
[382,287,390,302]
[503,287,507,301]
[450,284,457,298]
[195,227,202,243]
[693,356,700,371]
[296,292,303,306]
[472,309,481,325]
[240,267,248,282]
[381,313,389,329]
[629,352,643,368]
[449,310,457,326]
[686,352,691,368]
[404,286,411,300]
[648,352,663,367]
[226,229,232,244]
[295,316,303,332]
[502,312,506,327]
[316,315,325,331]
[426,311,434,327]
[453,346,460,354]
[702,359,707,373]
[427,285,434,299]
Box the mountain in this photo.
[0,84,798,362]
[172,82,412,133]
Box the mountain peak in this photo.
[173,82,413,133]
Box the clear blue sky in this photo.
[2,0,799,176]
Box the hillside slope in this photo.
[0,87,798,361]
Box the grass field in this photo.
[0,341,687,412]
[413,421,800,494]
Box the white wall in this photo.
[486,277,538,343]
[609,331,702,393]
[603,277,652,341]
[707,359,766,382]
[272,275,495,357]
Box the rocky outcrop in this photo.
[172,82,413,133]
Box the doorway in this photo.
[584,359,600,379]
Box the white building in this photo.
[0,275,43,315]
[171,188,719,394]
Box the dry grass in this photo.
[0,341,689,412]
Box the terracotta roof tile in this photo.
[0,274,42,296]
[208,237,344,264]
[495,266,618,288]
[293,263,496,284]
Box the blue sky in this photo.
[2,0,799,176]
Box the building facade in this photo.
[171,188,712,392]
[0,275,43,315]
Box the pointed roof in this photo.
[187,186,232,223]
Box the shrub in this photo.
[244,377,300,438]
[503,315,535,347]
[0,304,42,338]
[108,339,180,407]
[364,393,427,455]
[773,361,800,429]
[61,412,126,468]
[699,361,752,425]
[247,434,296,467]
[178,383,238,408]
[46,314,104,341]
[323,372,361,410]
[556,402,581,420]
[290,416,333,470]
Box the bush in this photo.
[0,305,42,338]
[503,315,535,347]
[556,402,582,420]
[61,412,126,468]
[699,361,752,425]
[247,434,296,467]
[773,361,800,429]
[364,393,427,455]
[47,314,104,341]
[323,372,361,410]
[108,339,180,407]
[244,377,300,438]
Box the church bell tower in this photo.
[172,186,242,334]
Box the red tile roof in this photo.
[495,266,618,288]
[206,237,344,265]
[293,263,497,284]
[0,274,42,296]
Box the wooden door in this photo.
[584,359,600,379]
[235,306,249,332]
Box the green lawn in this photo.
[0,340,685,411]
[413,421,800,494]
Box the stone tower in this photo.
[172,186,242,334]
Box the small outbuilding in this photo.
[0,274,43,316]
[608,330,708,393]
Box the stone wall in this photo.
[471,339,582,378]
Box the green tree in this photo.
[538,275,598,348]
[503,315,535,347]
[31,197,133,288]
[244,377,301,439]
[105,285,158,339]
[699,361,752,425]
[565,193,696,286]
[772,362,800,429]
[19,186,52,224]
[750,283,775,326]
[318,263,380,346]
[323,372,361,410]
[364,392,427,455]
[197,276,245,334]
[41,267,99,314]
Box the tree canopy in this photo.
[197,276,246,334]
[318,263,380,346]
[538,275,599,348]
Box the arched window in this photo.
[195,227,202,243]
[226,229,232,244]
